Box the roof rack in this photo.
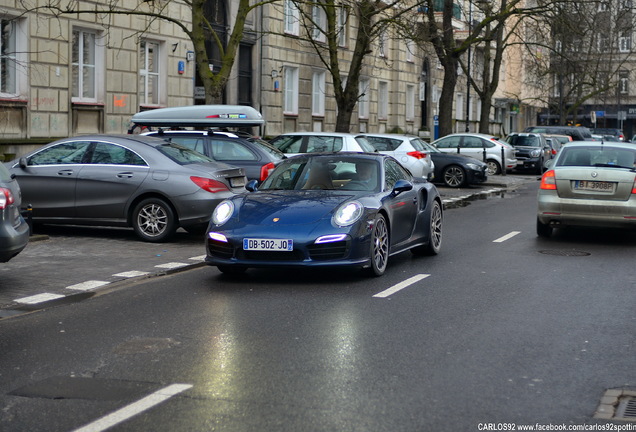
[128,105,265,133]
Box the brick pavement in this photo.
[0,174,536,317]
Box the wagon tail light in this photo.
[540,170,557,190]
[0,188,15,210]
[190,176,230,193]
[407,151,427,160]
[260,162,276,181]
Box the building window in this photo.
[284,66,298,115]
[406,84,415,121]
[284,0,300,35]
[378,81,388,120]
[312,4,326,42]
[359,79,370,119]
[455,93,463,120]
[406,39,415,63]
[619,34,631,52]
[312,70,325,116]
[619,71,629,94]
[337,5,348,47]
[0,19,18,95]
[378,30,387,58]
[72,29,102,102]
[139,40,161,106]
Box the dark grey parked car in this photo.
[5,135,246,242]
[0,163,29,261]
[505,132,552,174]
[144,129,284,182]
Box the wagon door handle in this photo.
[57,169,74,176]
[117,172,134,178]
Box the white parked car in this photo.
[362,134,435,180]
[430,133,516,175]
[268,132,377,157]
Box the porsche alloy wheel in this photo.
[369,214,389,276]
[442,165,466,188]
[132,198,177,242]
[412,200,443,256]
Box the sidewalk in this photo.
[0,173,536,317]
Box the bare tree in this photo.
[289,0,424,132]
[21,0,274,104]
[522,0,634,126]
[419,0,525,137]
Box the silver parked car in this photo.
[5,135,246,242]
[0,163,29,262]
[430,133,516,175]
[361,134,435,180]
[269,132,377,157]
[537,142,636,237]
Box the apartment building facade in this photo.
[0,0,544,159]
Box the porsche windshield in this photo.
[260,158,380,191]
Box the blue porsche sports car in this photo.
[205,153,443,276]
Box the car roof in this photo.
[53,134,170,148]
[129,105,265,129]
[283,152,387,161]
[278,132,362,137]
[559,141,634,149]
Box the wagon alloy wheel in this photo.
[442,165,466,187]
[536,218,553,238]
[132,198,177,242]
[369,214,389,276]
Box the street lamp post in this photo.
[465,0,472,133]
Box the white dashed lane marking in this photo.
[14,293,66,305]
[66,281,111,291]
[373,274,430,298]
[154,262,190,270]
[113,270,150,278]
[72,384,193,432]
[493,231,521,243]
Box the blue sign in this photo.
[596,111,605,118]
[434,115,440,140]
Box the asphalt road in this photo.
[1,178,636,431]
[0,175,533,315]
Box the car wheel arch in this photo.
[127,193,179,226]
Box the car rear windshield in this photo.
[0,163,12,182]
[246,137,285,158]
[157,143,216,164]
[507,135,540,147]
[557,146,636,168]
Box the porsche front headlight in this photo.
[333,200,363,227]
[212,200,234,225]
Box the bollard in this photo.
[501,147,506,176]
[24,204,33,235]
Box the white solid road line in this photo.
[71,383,193,432]
[373,274,430,298]
[493,231,521,243]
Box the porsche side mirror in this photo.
[245,180,259,192]
[19,157,28,169]
[392,179,413,196]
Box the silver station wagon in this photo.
[537,142,636,237]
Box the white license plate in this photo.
[230,177,246,188]
[574,180,615,192]
[243,238,293,251]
